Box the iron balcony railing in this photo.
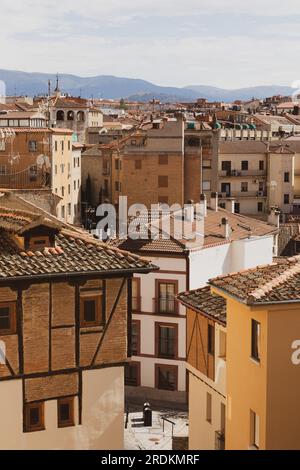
[153,297,179,315]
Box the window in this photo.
[28,141,38,152]
[28,236,50,251]
[115,159,121,170]
[0,303,16,335]
[61,206,65,219]
[131,321,140,356]
[259,181,264,192]
[25,402,45,433]
[157,282,177,314]
[203,181,211,191]
[61,164,65,174]
[259,160,264,171]
[284,172,290,183]
[132,278,141,312]
[58,397,75,428]
[55,165,58,175]
[251,319,261,362]
[222,161,231,172]
[156,324,177,359]
[250,410,260,449]
[284,194,290,205]
[203,159,212,169]
[208,324,215,355]
[241,182,248,192]
[0,165,6,175]
[156,365,178,391]
[125,362,140,387]
[241,161,248,171]
[159,155,168,165]
[61,141,64,152]
[135,160,142,170]
[68,203,71,216]
[206,393,212,423]
[68,184,71,195]
[80,292,104,327]
[257,202,263,212]
[61,187,65,197]
[158,175,168,188]
[115,181,121,192]
[235,202,240,214]
[68,141,71,151]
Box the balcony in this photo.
[219,170,266,178]
[153,297,179,315]
[220,191,267,199]
[0,167,51,189]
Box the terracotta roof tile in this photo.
[178,286,226,325]
[209,256,300,305]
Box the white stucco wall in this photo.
[0,367,124,450]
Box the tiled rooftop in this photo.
[209,256,300,305]
[108,207,278,254]
[0,195,156,281]
[178,286,226,325]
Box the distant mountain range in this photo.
[0,69,294,103]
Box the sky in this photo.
[1,0,300,89]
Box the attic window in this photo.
[28,236,51,251]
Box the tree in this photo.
[119,98,128,110]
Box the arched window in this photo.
[56,110,65,121]
[0,341,6,365]
[67,111,74,121]
[77,111,85,122]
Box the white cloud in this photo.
[1,0,300,88]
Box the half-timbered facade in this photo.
[0,193,156,449]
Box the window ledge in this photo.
[250,357,261,366]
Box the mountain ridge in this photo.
[0,69,294,103]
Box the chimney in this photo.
[268,206,280,228]
[200,194,207,218]
[185,200,195,222]
[225,198,235,214]
[210,192,219,212]
[222,218,231,239]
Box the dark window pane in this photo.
[251,320,260,361]
[0,307,10,330]
[159,326,175,358]
[125,364,139,386]
[132,323,139,355]
[30,407,40,426]
[59,403,70,422]
[84,300,96,323]
[158,368,176,391]
[208,325,215,355]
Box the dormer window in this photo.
[28,236,51,251]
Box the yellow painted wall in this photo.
[225,297,268,450]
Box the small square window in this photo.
[158,176,168,188]
[58,397,75,428]
[80,293,104,327]
[25,402,45,433]
[159,155,168,165]
[0,303,16,335]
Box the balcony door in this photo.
[157,281,177,314]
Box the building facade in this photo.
[0,193,155,450]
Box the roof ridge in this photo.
[249,259,300,301]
